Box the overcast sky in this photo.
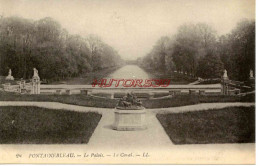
[0,0,255,60]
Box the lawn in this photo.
[0,91,118,108]
[0,91,254,109]
[157,106,255,144]
[0,106,102,144]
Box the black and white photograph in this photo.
[0,0,256,164]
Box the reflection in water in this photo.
[106,65,151,80]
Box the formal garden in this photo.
[0,16,255,146]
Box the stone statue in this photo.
[250,69,254,79]
[8,69,12,76]
[223,69,228,79]
[5,69,14,80]
[32,68,40,79]
[33,68,38,77]
[117,92,143,110]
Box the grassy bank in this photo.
[0,91,254,108]
[141,68,197,84]
[157,106,255,144]
[0,106,101,144]
[51,66,123,85]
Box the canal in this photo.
[62,65,154,85]
[106,65,152,80]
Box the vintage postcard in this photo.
[0,0,255,164]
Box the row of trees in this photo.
[138,19,255,81]
[0,16,124,80]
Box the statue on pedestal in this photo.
[114,92,146,131]
[31,68,40,94]
[5,69,14,80]
[221,69,229,95]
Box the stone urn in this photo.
[113,93,147,131]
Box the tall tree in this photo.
[228,20,255,81]
[0,16,123,81]
[196,53,224,79]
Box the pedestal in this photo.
[5,75,14,80]
[221,78,230,95]
[249,78,255,89]
[113,108,146,131]
[31,81,40,94]
[31,76,40,94]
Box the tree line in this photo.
[138,19,255,81]
[0,16,124,81]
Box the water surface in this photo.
[106,65,152,80]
